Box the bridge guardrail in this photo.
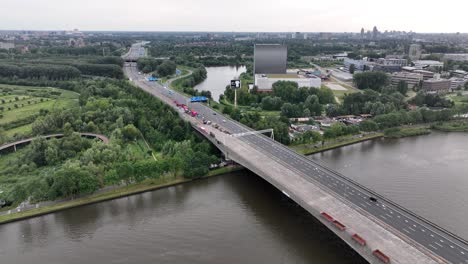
[252,132,468,246]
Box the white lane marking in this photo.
[403,229,410,234]
[430,234,435,237]
[435,242,443,248]
[409,227,416,232]
[429,244,438,250]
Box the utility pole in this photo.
[234,89,237,109]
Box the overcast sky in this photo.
[2,0,467,33]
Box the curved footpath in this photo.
[0,133,109,152]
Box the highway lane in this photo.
[124,45,468,263]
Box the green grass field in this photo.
[0,84,79,139]
[447,93,468,106]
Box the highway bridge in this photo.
[124,43,468,264]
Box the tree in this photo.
[349,64,356,74]
[122,124,140,141]
[156,60,177,77]
[353,72,389,92]
[359,120,379,132]
[304,95,322,116]
[397,81,408,96]
[281,103,302,118]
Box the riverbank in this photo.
[383,127,432,138]
[432,120,468,132]
[0,165,244,225]
[291,133,383,155]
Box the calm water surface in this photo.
[194,66,246,102]
[0,172,366,264]
[310,131,468,240]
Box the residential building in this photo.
[422,79,451,93]
[390,72,423,88]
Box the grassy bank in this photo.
[383,127,431,138]
[291,133,383,155]
[0,165,244,225]
[432,120,468,132]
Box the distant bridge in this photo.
[0,133,109,153]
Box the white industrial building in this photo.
[255,74,321,91]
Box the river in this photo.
[0,172,366,264]
[309,131,468,240]
[194,66,246,102]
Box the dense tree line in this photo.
[409,92,454,108]
[223,81,335,118]
[0,64,81,80]
[89,56,124,66]
[72,63,124,79]
[327,89,407,116]
[0,79,219,206]
[137,58,162,73]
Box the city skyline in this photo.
[2,0,468,33]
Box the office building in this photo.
[450,78,467,90]
[390,72,423,88]
[422,79,451,93]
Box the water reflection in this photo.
[310,131,468,240]
[0,172,367,264]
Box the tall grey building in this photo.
[254,44,287,74]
